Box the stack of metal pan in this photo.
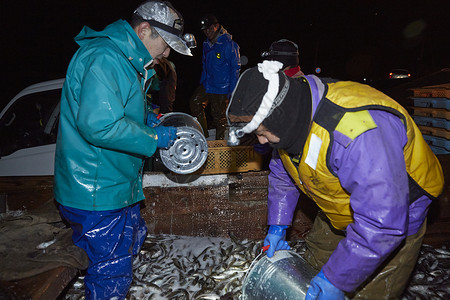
[158,112,208,175]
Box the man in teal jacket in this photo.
[54,1,193,298]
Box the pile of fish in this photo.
[63,234,449,300]
[129,233,263,299]
[402,243,450,299]
[64,233,270,299]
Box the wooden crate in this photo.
[142,171,317,240]
[195,140,264,175]
[410,106,450,120]
[411,83,450,98]
[418,125,450,139]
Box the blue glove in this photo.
[263,225,290,258]
[154,126,177,149]
[147,112,161,127]
[306,269,345,300]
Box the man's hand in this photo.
[154,126,177,149]
[147,112,161,127]
[306,269,345,300]
[263,225,290,258]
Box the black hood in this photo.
[228,66,312,155]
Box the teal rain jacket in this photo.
[54,20,158,211]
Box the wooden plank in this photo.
[411,83,450,98]
[0,266,77,300]
[0,176,54,211]
[229,171,270,202]
[142,183,268,239]
[410,106,450,119]
[142,171,316,240]
[418,125,450,139]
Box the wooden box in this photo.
[411,83,450,98]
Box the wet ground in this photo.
[61,234,450,300]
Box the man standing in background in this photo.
[190,14,240,140]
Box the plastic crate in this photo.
[412,97,450,109]
[411,83,450,98]
[428,145,450,155]
[422,135,450,151]
[413,116,450,130]
[195,140,263,175]
[418,125,450,139]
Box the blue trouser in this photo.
[59,203,147,300]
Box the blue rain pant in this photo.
[59,203,147,300]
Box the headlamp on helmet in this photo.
[183,33,197,48]
[227,123,248,146]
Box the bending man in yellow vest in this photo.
[226,61,444,299]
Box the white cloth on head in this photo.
[241,60,283,134]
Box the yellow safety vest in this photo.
[279,81,444,230]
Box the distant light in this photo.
[389,70,411,79]
[315,67,321,74]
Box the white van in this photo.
[0,79,64,176]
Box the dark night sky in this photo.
[2,0,449,112]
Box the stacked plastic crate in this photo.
[410,83,450,154]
